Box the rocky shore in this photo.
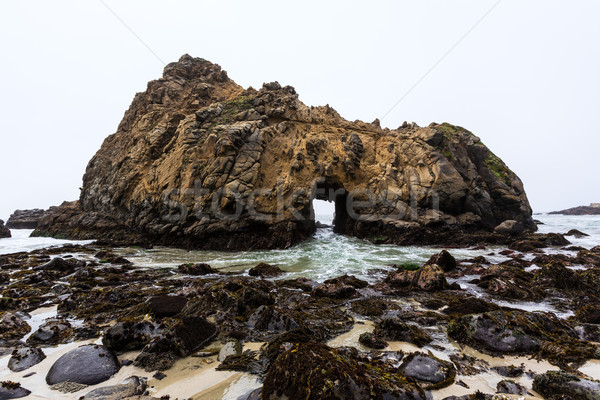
[1,232,600,399]
[549,203,600,216]
[33,54,537,250]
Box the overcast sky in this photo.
[1,0,599,221]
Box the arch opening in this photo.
[311,180,350,234]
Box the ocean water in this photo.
[1,214,598,283]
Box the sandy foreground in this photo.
[3,315,600,400]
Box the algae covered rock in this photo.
[533,370,600,400]
[398,352,455,390]
[8,346,46,372]
[248,263,284,278]
[262,342,426,400]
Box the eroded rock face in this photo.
[33,54,535,250]
[6,209,46,229]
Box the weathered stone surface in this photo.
[385,264,448,292]
[46,344,120,385]
[33,55,536,250]
[8,346,46,372]
[496,379,528,395]
[533,370,600,400]
[80,376,147,400]
[6,209,46,229]
[0,220,10,239]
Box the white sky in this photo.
[1,0,599,221]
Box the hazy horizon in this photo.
[1,1,599,221]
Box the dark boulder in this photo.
[27,318,73,346]
[374,318,432,347]
[427,250,457,272]
[385,264,448,292]
[324,274,369,289]
[147,295,188,318]
[0,381,30,399]
[491,365,524,378]
[496,379,528,395]
[262,342,426,400]
[398,352,455,390]
[477,264,543,300]
[0,312,30,340]
[248,263,284,278]
[246,305,299,336]
[103,321,162,352]
[8,346,46,372]
[46,344,120,385]
[177,262,219,275]
[358,332,388,350]
[443,296,500,316]
[312,282,357,299]
[566,229,590,238]
[533,370,600,400]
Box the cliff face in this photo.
[34,55,535,249]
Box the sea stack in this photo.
[33,55,536,250]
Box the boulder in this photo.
[494,220,524,234]
[102,321,162,352]
[533,370,600,400]
[358,332,388,350]
[312,282,357,299]
[248,263,284,278]
[218,340,242,362]
[32,55,536,250]
[0,381,30,399]
[177,262,219,275]
[398,352,455,390]
[80,376,147,400]
[46,344,120,385]
[427,250,457,272]
[385,264,448,292]
[27,318,73,346]
[0,220,10,238]
[374,318,432,347]
[496,379,528,395]
[262,342,426,399]
[6,209,46,229]
[566,229,590,238]
[8,346,46,372]
[147,295,187,318]
[0,312,30,340]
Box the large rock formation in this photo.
[6,209,46,229]
[550,203,600,216]
[0,219,10,238]
[34,55,535,250]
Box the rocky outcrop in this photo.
[33,54,536,250]
[6,209,46,229]
[550,203,600,215]
[0,220,10,238]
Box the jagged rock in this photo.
[248,263,284,277]
[6,209,46,229]
[374,318,432,347]
[0,381,30,399]
[80,376,147,400]
[324,274,369,289]
[0,220,10,238]
[491,365,524,378]
[496,379,528,395]
[262,342,427,400]
[46,344,120,385]
[358,332,388,349]
[33,55,536,250]
[178,262,219,275]
[385,264,448,292]
[427,250,457,272]
[102,321,162,352]
[0,312,30,340]
[312,282,357,299]
[477,264,543,300]
[533,370,600,400]
[8,346,46,372]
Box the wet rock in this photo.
[324,274,369,289]
[262,342,426,400]
[8,346,46,372]
[385,264,448,292]
[358,332,388,349]
[0,312,30,340]
[0,220,11,238]
[0,381,30,399]
[443,296,500,316]
[441,393,492,400]
[575,305,600,324]
[6,209,46,229]
[27,318,73,346]
[494,220,524,235]
[102,321,162,352]
[448,310,597,367]
[34,256,86,272]
[374,318,432,347]
[399,352,455,390]
[312,282,357,299]
[427,250,457,272]
[477,264,542,300]
[350,298,391,317]
[80,376,147,400]
[134,316,217,371]
[246,305,298,335]
[46,344,120,385]
[147,295,187,318]
[534,261,580,290]
[491,365,524,378]
[178,262,219,275]
[566,229,590,238]
[248,263,284,278]
[496,379,528,395]
[239,388,262,400]
[218,340,243,361]
[533,370,600,400]
[277,277,316,292]
[217,350,262,374]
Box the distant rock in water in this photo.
[549,203,600,215]
[0,219,10,238]
[6,209,46,229]
[33,54,536,250]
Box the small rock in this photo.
[399,352,455,390]
[153,372,166,380]
[0,381,31,399]
[566,229,590,238]
[177,262,219,275]
[80,376,147,400]
[495,220,525,235]
[427,250,457,272]
[248,263,284,278]
[496,379,528,395]
[312,282,356,299]
[491,365,524,378]
[218,340,243,362]
[0,312,31,340]
[358,332,388,349]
